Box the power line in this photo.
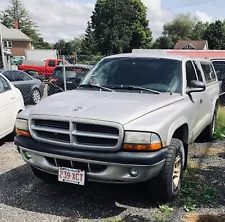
[153,0,216,12]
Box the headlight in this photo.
[123,131,162,151]
[16,119,31,137]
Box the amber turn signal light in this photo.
[123,143,161,151]
[16,129,31,137]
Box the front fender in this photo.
[166,117,189,146]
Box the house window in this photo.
[182,44,195,50]
[3,41,12,48]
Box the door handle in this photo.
[10,97,15,100]
[200,98,203,104]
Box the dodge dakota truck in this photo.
[14,53,219,202]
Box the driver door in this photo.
[186,60,205,139]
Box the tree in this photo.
[0,0,48,49]
[163,13,196,44]
[204,20,225,49]
[54,38,82,55]
[91,0,152,55]
[0,12,14,27]
[191,21,209,40]
[80,21,96,55]
[54,39,66,55]
[152,36,174,49]
[70,38,82,54]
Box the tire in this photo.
[31,166,58,183]
[198,108,217,142]
[31,88,41,104]
[148,138,185,203]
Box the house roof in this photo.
[0,23,30,41]
[174,40,208,50]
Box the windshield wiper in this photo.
[78,83,115,92]
[108,85,160,94]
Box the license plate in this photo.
[58,167,85,185]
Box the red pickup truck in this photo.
[18,59,63,78]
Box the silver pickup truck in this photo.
[15,53,219,202]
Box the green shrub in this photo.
[214,107,225,139]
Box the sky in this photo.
[0,0,224,43]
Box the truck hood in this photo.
[32,90,183,125]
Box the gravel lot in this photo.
[0,137,225,222]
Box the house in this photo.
[0,23,32,56]
[174,40,209,50]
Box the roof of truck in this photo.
[105,52,191,61]
[104,53,214,63]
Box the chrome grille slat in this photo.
[72,131,119,139]
[31,125,70,135]
[30,116,124,151]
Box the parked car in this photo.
[24,70,45,82]
[1,69,45,105]
[18,58,64,79]
[48,64,93,96]
[0,73,24,139]
[15,53,219,202]
[11,56,25,66]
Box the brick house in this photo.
[174,40,209,50]
[0,23,32,56]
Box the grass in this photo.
[214,106,225,139]
[172,165,219,212]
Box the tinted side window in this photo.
[186,61,197,85]
[16,71,32,81]
[0,77,11,93]
[3,71,14,82]
[201,63,216,83]
[13,71,28,81]
[193,61,203,81]
[48,60,56,67]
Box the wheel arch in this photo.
[168,122,189,170]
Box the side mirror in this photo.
[187,80,206,94]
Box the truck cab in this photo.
[18,59,63,78]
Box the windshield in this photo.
[81,57,183,93]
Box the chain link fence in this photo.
[210,59,225,106]
[46,55,93,97]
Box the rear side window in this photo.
[48,60,56,67]
[201,63,216,83]
[186,61,197,84]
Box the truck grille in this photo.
[30,116,123,151]
[34,119,69,130]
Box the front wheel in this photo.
[148,139,185,203]
[31,88,41,104]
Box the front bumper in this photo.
[15,135,167,184]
